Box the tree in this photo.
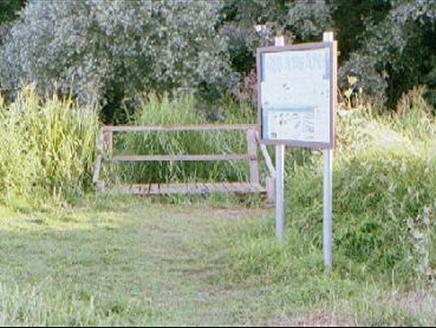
[0,0,26,44]
[339,0,436,106]
[0,0,25,24]
[1,0,434,113]
[221,0,332,75]
[222,0,436,108]
[0,0,230,121]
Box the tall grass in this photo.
[227,87,435,285]
[0,86,98,208]
[107,93,257,185]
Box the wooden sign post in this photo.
[257,31,337,267]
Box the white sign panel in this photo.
[257,43,335,148]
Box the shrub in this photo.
[339,0,436,106]
[0,86,98,208]
[0,0,25,45]
[221,0,332,104]
[0,0,24,25]
[0,0,230,121]
[223,0,435,107]
[286,0,332,41]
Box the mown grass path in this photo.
[1,197,434,326]
[0,198,279,326]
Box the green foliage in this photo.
[0,86,98,208]
[221,0,286,75]
[286,0,332,41]
[339,0,436,105]
[0,198,435,325]
[221,0,333,105]
[0,0,25,47]
[332,0,392,61]
[223,0,435,107]
[0,0,230,121]
[221,0,332,75]
[0,87,434,325]
[1,0,434,113]
[424,55,436,108]
[0,0,24,23]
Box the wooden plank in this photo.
[103,131,113,156]
[97,129,105,153]
[265,177,275,204]
[217,182,229,193]
[247,129,260,185]
[224,182,236,192]
[115,183,152,194]
[255,131,276,178]
[92,154,102,184]
[111,183,266,195]
[236,182,252,193]
[199,183,209,193]
[92,129,105,185]
[103,124,256,132]
[111,154,255,162]
[96,181,105,192]
[96,124,270,200]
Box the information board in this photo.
[257,42,337,148]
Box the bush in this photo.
[0,86,98,208]
[0,0,24,24]
[223,0,435,107]
[0,0,230,121]
[339,0,436,106]
[1,0,433,114]
[0,0,25,45]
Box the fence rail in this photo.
[102,124,256,132]
[93,124,275,202]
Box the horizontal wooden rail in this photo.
[113,182,265,195]
[93,124,275,201]
[112,154,255,162]
[102,124,256,132]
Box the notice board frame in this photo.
[256,41,337,149]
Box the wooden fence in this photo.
[93,124,275,202]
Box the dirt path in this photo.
[133,205,274,325]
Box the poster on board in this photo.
[257,42,337,148]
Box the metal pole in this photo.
[276,145,285,242]
[274,35,286,243]
[323,31,334,267]
[323,148,333,267]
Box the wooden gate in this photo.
[92,124,275,201]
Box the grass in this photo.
[0,196,272,325]
[0,88,259,208]
[0,86,434,325]
[0,86,98,208]
[288,88,436,283]
[0,196,434,326]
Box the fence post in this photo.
[247,128,260,186]
[103,129,113,157]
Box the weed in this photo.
[0,86,98,208]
